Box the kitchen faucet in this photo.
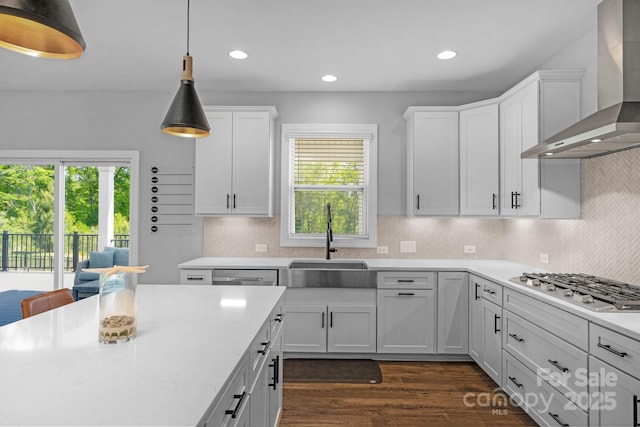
[326,203,337,260]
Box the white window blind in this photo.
[291,138,368,237]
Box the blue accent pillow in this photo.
[103,246,129,266]
[77,271,100,282]
[89,250,114,268]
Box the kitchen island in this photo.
[0,284,285,426]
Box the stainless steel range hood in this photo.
[522,0,640,159]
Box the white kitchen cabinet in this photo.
[499,71,582,218]
[404,108,459,216]
[482,299,502,385]
[437,272,468,354]
[205,353,251,427]
[282,304,376,353]
[195,106,278,216]
[589,355,640,427]
[459,102,499,216]
[376,289,436,354]
[468,276,483,363]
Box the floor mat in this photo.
[284,359,382,384]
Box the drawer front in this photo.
[590,323,640,380]
[204,354,250,427]
[503,311,588,410]
[377,271,435,290]
[503,352,588,427]
[249,319,271,391]
[270,300,285,341]
[504,289,588,350]
[180,269,212,285]
[470,274,502,306]
[213,269,278,285]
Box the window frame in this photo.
[280,123,377,248]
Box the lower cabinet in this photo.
[204,353,251,427]
[283,304,376,353]
[481,299,502,385]
[437,272,468,354]
[468,277,483,363]
[376,289,436,354]
[589,355,640,427]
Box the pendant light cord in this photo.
[186,0,190,55]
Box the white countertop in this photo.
[179,257,640,341]
[0,285,285,426]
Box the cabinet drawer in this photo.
[503,311,588,410]
[204,354,250,427]
[590,323,640,380]
[470,274,502,306]
[180,269,212,285]
[249,319,271,391]
[377,271,435,289]
[503,352,588,427]
[504,289,588,350]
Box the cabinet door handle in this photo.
[548,412,569,427]
[225,391,247,419]
[509,333,524,343]
[268,355,280,390]
[492,193,497,210]
[321,311,325,329]
[474,282,480,300]
[398,292,415,296]
[494,314,501,334]
[416,194,420,210]
[330,311,333,328]
[514,192,521,209]
[186,275,204,281]
[598,342,628,358]
[484,288,496,295]
[258,341,270,355]
[633,394,638,427]
[226,194,230,209]
[233,193,237,209]
[508,376,523,388]
[274,313,284,322]
[511,192,515,209]
[398,279,415,283]
[548,359,569,373]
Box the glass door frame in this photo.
[0,150,139,289]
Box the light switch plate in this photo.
[255,244,267,252]
[377,246,389,254]
[540,253,549,264]
[400,241,416,253]
[464,245,476,254]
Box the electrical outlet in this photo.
[464,245,476,254]
[255,244,267,252]
[377,246,389,254]
[400,241,416,253]
[540,253,550,264]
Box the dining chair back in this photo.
[21,288,74,319]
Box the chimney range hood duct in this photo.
[522,0,640,159]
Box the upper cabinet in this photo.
[499,71,583,218]
[195,106,278,216]
[405,108,459,216]
[459,102,499,216]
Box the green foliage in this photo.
[0,165,130,234]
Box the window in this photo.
[280,124,377,247]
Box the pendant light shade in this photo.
[161,0,210,139]
[162,54,210,138]
[0,0,85,59]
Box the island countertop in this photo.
[0,284,285,426]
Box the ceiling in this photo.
[0,0,600,93]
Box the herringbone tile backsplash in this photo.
[204,148,640,285]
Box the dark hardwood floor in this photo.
[280,361,536,426]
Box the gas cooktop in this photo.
[509,273,640,312]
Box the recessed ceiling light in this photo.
[437,50,457,60]
[544,152,555,156]
[590,138,602,143]
[228,50,248,60]
[321,74,338,82]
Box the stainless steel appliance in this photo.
[212,269,278,286]
[510,273,640,312]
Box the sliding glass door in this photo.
[0,151,138,293]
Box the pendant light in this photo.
[0,0,85,59]
[161,0,210,138]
